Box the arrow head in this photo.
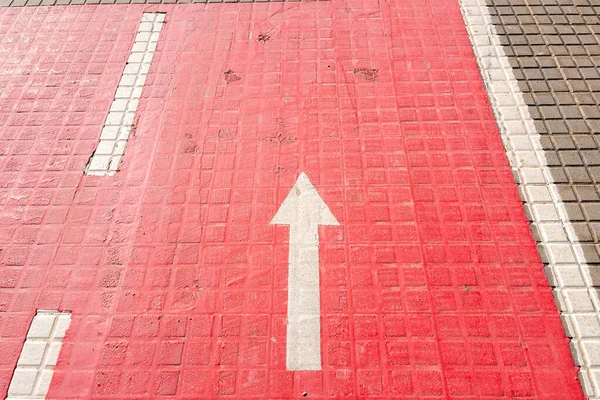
[271,173,339,226]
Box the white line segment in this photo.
[271,173,339,371]
[7,310,72,400]
[85,12,165,176]
[459,1,600,397]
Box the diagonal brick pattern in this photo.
[486,0,600,267]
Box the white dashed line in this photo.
[7,310,72,400]
[85,12,165,176]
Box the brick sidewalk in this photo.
[476,0,600,395]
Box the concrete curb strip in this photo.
[460,0,600,397]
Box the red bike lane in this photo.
[0,1,583,398]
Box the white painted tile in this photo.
[556,266,587,287]
[582,341,600,366]
[110,99,129,112]
[135,32,151,42]
[565,290,597,312]
[34,370,54,397]
[8,369,38,396]
[8,311,71,400]
[105,112,124,126]
[87,155,111,172]
[17,341,47,366]
[531,204,560,222]
[574,315,600,337]
[546,244,576,264]
[538,223,568,243]
[27,315,54,338]
[54,314,71,338]
[94,140,116,155]
[131,42,148,52]
[139,21,153,32]
[45,342,63,366]
[124,63,141,74]
[85,13,165,177]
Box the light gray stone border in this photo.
[84,12,165,176]
[7,310,72,399]
[459,0,600,397]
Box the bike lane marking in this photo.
[271,172,339,371]
[85,12,165,176]
[6,311,71,399]
[0,1,585,398]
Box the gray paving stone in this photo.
[571,223,595,241]
[575,186,600,202]
[478,1,600,395]
[567,120,590,133]
[583,204,600,221]
[553,136,577,150]
[561,151,584,165]
[566,167,593,183]
[582,151,600,165]
[546,120,570,133]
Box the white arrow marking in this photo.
[271,172,339,371]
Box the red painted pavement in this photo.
[0,1,583,398]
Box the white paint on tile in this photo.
[85,12,165,176]
[7,310,72,400]
[271,173,339,371]
[459,1,600,397]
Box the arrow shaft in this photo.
[270,172,339,371]
[286,225,321,371]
